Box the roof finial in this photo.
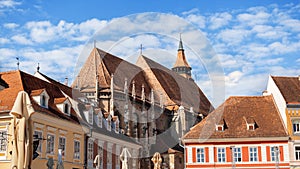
[178,33,184,51]
[37,63,40,72]
[140,44,143,55]
[16,57,19,70]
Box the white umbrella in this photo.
[10,91,35,169]
[56,149,64,169]
[120,147,131,169]
[151,152,162,169]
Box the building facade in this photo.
[265,75,300,168]
[0,70,86,169]
[182,96,290,168]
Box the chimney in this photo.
[64,77,68,86]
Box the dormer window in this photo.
[107,115,111,131]
[247,123,255,130]
[55,97,71,116]
[216,124,224,131]
[96,109,102,128]
[83,105,93,125]
[31,89,49,108]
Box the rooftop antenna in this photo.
[16,57,19,70]
[37,63,40,72]
[140,44,143,55]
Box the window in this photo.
[216,125,224,131]
[293,120,300,134]
[217,147,226,162]
[295,146,300,160]
[98,145,103,169]
[115,118,119,133]
[232,147,242,162]
[41,95,46,107]
[34,131,42,152]
[98,112,103,128]
[46,134,55,154]
[64,104,69,114]
[74,140,80,159]
[196,148,205,163]
[249,147,258,162]
[88,139,94,161]
[107,115,111,131]
[88,109,93,124]
[0,130,7,152]
[248,123,255,130]
[271,146,280,162]
[58,137,66,156]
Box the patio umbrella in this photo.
[56,149,64,169]
[120,147,131,169]
[10,91,35,169]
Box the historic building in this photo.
[0,70,86,169]
[265,75,300,168]
[73,37,213,168]
[182,95,290,168]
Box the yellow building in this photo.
[265,75,300,168]
[0,70,87,169]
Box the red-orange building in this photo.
[182,96,290,169]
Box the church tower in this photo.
[172,35,192,80]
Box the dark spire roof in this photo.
[178,34,184,51]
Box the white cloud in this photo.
[185,14,206,29]
[3,22,19,29]
[237,10,270,26]
[11,34,32,45]
[217,29,250,45]
[225,70,243,86]
[0,37,9,44]
[0,0,21,8]
[209,12,232,30]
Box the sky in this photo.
[0,0,300,107]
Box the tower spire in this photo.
[172,34,193,80]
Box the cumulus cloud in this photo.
[0,0,21,8]
[208,12,232,30]
[3,22,19,29]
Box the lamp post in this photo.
[274,146,279,169]
[230,146,236,169]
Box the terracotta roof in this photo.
[271,76,300,103]
[73,48,151,100]
[30,89,46,96]
[0,70,81,124]
[136,55,213,115]
[54,97,67,104]
[183,95,288,141]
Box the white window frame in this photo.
[74,140,80,159]
[34,130,43,153]
[215,124,224,131]
[46,134,55,154]
[196,148,205,163]
[233,147,242,162]
[249,147,258,162]
[217,147,226,163]
[295,146,300,160]
[293,120,300,134]
[58,136,66,157]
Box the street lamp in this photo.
[230,146,236,169]
[274,146,280,169]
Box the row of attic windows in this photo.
[215,118,257,132]
[32,89,71,116]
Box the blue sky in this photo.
[0,0,300,106]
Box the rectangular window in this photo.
[0,130,7,152]
[233,147,242,162]
[293,120,300,134]
[217,147,226,162]
[249,147,258,162]
[74,140,80,159]
[88,110,93,124]
[46,134,55,154]
[98,146,103,169]
[295,146,300,160]
[58,137,66,156]
[88,139,94,160]
[34,131,43,152]
[196,148,205,163]
[271,146,280,162]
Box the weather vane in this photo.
[140,44,143,55]
[16,57,19,70]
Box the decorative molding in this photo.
[47,126,57,132]
[59,129,67,135]
[74,133,81,138]
[34,122,45,129]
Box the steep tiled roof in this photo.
[73,48,151,100]
[30,89,45,96]
[271,76,300,103]
[0,70,81,124]
[183,95,288,140]
[136,55,213,115]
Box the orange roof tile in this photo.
[183,95,288,141]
